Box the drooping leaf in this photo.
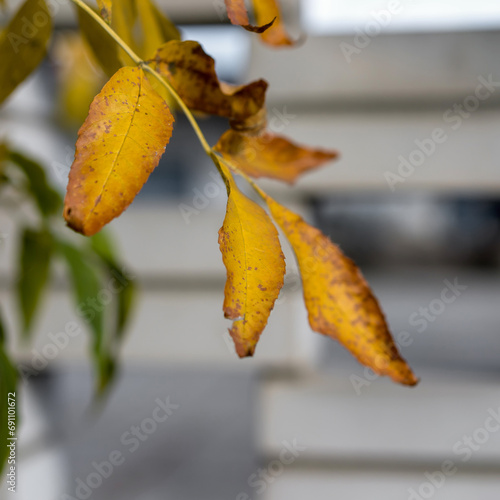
[154,40,268,121]
[262,194,417,385]
[57,240,112,392]
[97,0,112,23]
[9,151,62,216]
[151,1,181,42]
[215,129,338,184]
[54,33,105,127]
[64,66,174,236]
[77,5,122,77]
[111,0,138,66]
[0,311,17,475]
[224,0,295,46]
[137,0,180,58]
[252,0,295,46]
[90,231,136,341]
[17,228,53,336]
[224,0,276,33]
[0,0,52,106]
[218,163,285,357]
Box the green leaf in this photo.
[9,151,62,216]
[57,240,114,393]
[17,228,53,337]
[0,310,18,475]
[90,232,136,341]
[89,230,117,265]
[58,240,104,347]
[0,0,52,106]
[76,5,122,78]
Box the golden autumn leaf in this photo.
[97,0,112,23]
[136,0,180,58]
[225,0,295,46]
[0,0,52,106]
[111,0,137,65]
[64,66,174,236]
[218,163,285,357]
[77,5,122,78]
[252,0,296,46]
[54,33,105,126]
[215,129,338,184]
[224,0,276,33]
[261,193,417,385]
[154,40,268,121]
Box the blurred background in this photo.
[1,0,500,499]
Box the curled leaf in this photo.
[0,0,52,106]
[224,0,275,33]
[252,0,296,46]
[262,194,417,385]
[64,66,174,236]
[215,129,338,184]
[218,163,285,357]
[225,0,296,46]
[154,40,267,121]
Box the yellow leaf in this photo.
[218,163,285,357]
[263,194,417,385]
[77,4,122,77]
[224,0,276,33]
[97,0,112,23]
[54,33,105,126]
[154,40,268,121]
[252,0,295,46]
[64,66,174,236]
[215,129,338,184]
[111,0,137,65]
[0,0,52,106]
[137,0,179,59]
